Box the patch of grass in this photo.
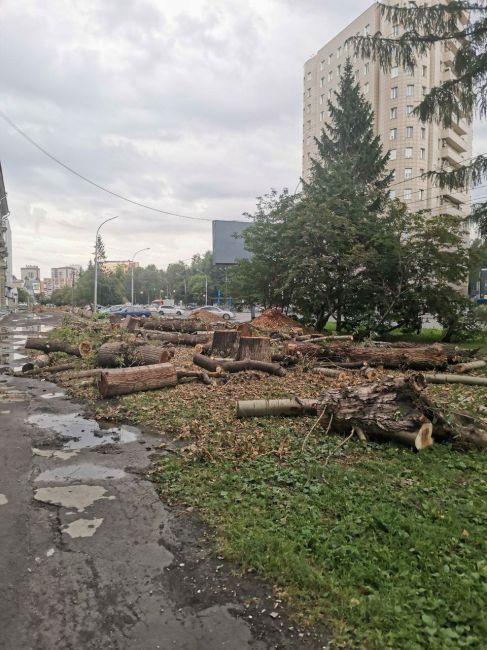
[383,327,487,356]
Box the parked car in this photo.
[159,305,184,316]
[111,306,152,318]
[185,302,197,310]
[192,305,235,320]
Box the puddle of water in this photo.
[12,324,52,333]
[26,412,138,449]
[35,463,126,483]
[34,485,114,512]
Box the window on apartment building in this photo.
[404,188,412,200]
[364,24,370,36]
[390,107,397,119]
[391,169,396,180]
[390,189,396,199]
[306,104,311,113]
[406,84,414,96]
[419,168,425,177]
[392,25,399,37]
[420,147,426,159]
[328,53,333,64]
[422,65,427,77]
[320,77,325,87]
[421,127,426,139]
[307,88,311,97]
[364,62,369,75]
[337,64,341,76]
[320,94,325,104]
[419,189,425,200]
[390,128,397,140]
[328,89,332,99]
[307,71,311,80]
[390,148,397,160]
[320,59,325,70]
[307,120,311,128]
[405,167,413,179]
[391,66,399,78]
[406,105,414,115]
[364,82,369,94]
[306,135,311,145]
[337,46,342,59]
[391,86,398,98]
[405,147,413,158]
[406,126,413,138]
[328,70,333,82]
[422,86,427,96]
[320,111,325,121]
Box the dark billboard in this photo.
[212,220,252,265]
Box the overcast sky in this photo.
[1,0,485,278]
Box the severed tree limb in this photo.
[451,360,487,374]
[193,352,285,376]
[424,373,487,386]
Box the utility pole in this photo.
[93,216,118,313]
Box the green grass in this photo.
[154,438,487,649]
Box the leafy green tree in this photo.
[351,1,487,237]
[17,287,30,303]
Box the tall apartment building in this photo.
[303,2,472,216]
[51,266,81,290]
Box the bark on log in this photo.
[98,363,177,398]
[142,319,206,333]
[96,341,174,367]
[211,330,240,358]
[451,360,487,374]
[424,372,487,386]
[193,352,285,376]
[236,398,317,418]
[284,342,449,370]
[237,336,272,362]
[25,337,81,357]
[121,316,141,332]
[145,331,212,346]
[176,370,213,385]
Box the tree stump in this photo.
[237,336,272,362]
[98,363,177,397]
[211,330,240,358]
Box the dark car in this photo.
[112,306,151,318]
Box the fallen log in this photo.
[145,331,212,346]
[424,372,487,387]
[284,341,449,370]
[96,341,174,367]
[211,330,240,358]
[451,360,487,374]
[236,336,272,362]
[193,353,285,377]
[142,319,206,333]
[236,398,317,418]
[22,353,50,373]
[25,337,81,357]
[16,362,78,377]
[63,368,103,380]
[98,363,177,397]
[121,315,141,332]
[176,370,214,385]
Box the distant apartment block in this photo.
[51,266,81,290]
[102,260,139,273]
[303,1,472,216]
[21,265,41,282]
[42,277,54,296]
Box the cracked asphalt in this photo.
[0,311,327,650]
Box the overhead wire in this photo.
[0,110,213,222]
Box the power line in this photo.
[0,110,212,222]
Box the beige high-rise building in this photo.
[303,2,472,216]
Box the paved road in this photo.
[0,311,326,650]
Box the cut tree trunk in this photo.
[145,331,212,346]
[284,342,449,370]
[424,372,487,387]
[25,338,81,357]
[211,330,240,358]
[79,340,93,357]
[193,352,285,376]
[98,363,177,398]
[142,319,206,333]
[236,398,317,418]
[96,341,174,367]
[237,336,272,362]
[176,370,215,385]
[121,316,141,332]
[451,360,487,374]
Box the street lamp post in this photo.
[205,275,208,305]
[131,247,150,305]
[93,216,119,314]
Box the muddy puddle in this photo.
[26,412,139,449]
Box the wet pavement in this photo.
[0,311,327,650]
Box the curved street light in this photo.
[93,215,119,313]
[131,247,150,305]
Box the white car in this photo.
[158,305,184,316]
[193,305,235,320]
